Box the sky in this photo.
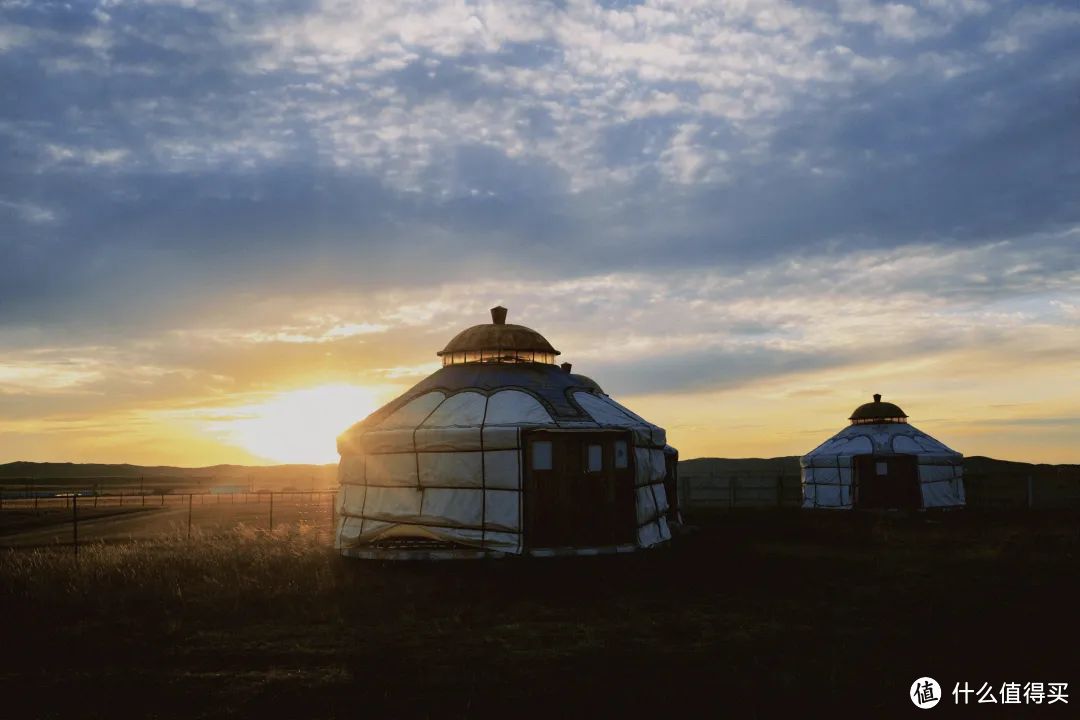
[1,0,1078,466]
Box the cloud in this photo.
[0,1,1078,462]
[0,198,59,224]
[837,0,942,41]
[0,360,103,391]
[985,5,1080,54]
[45,144,131,167]
[962,416,1080,428]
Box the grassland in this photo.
[3,511,1079,718]
[0,493,335,548]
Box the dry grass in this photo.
[2,523,337,621]
[3,512,1079,718]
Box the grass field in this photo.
[0,493,335,548]
[2,511,1079,718]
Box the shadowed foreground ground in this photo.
[2,512,1078,718]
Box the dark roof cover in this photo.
[437,306,560,357]
[353,363,603,430]
[849,393,909,423]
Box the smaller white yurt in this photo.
[801,394,964,510]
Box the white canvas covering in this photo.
[800,422,965,510]
[336,387,672,557]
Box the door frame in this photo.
[521,429,637,550]
[852,453,922,509]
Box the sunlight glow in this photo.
[219,384,380,464]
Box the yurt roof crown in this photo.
[849,393,909,425]
[437,306,561,366]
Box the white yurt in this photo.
[801,394,965,510]
[335,306,676,559]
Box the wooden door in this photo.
[523,431,636,549]
[854,455,921,509]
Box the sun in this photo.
[221,384,380,464]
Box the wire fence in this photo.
[0,489,337,552]
[7,466,1077,552]
[964,471,1080,510]
[677,469,1080,515]
[678,473,803,514]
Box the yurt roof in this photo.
[352,362,604,431]
[437,306,560,357]
[337,365,667,456]
[339,306,669,454]
[800,422,961,467]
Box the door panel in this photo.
[854,455,921,509]
[524,431,636,548]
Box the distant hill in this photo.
[962,456,1080,474]
[0,461,337,490]
[679,456,801,475]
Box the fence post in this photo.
[268,492,274,531]
[72,494,79,560]
[187,493,193,539]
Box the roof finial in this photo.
[873,393,881,403]
[490,306,507,325]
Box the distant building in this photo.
[335,306,676,559]
[801,394,965,510]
